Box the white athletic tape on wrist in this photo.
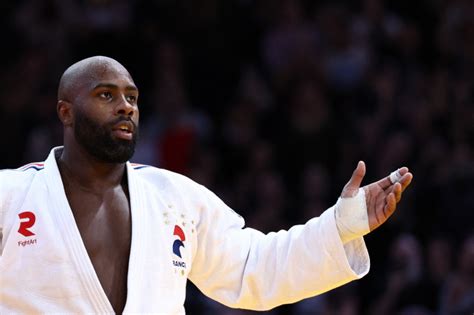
[389,169,402,184]
[335,188,370,244]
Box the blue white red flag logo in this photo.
[173,225,186,258]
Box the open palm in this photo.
[341,161,413,231]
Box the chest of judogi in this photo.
[0,159,197,314]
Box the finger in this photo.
[342,161,366,198]
[383,192,397,220]
[397,167,409,177]
[399,172,413,192]
[372,193,390,230]
[383,181,403,203]
[376,167,409,189]
[376,176,392,190]
[393,182,402,203]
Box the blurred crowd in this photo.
[1,0,474,314]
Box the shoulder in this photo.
[130,163,222,214]
[0,162,44,191]
[0,163,44,228]
[130,163,204,192]
[130,163,245,229]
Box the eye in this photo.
[126,95,137,103]
[99,91,113,99]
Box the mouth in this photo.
[112,120,135,140]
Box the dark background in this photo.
[1,0,473,314]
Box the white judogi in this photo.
[0,147,370,314]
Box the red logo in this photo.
[18,211,36,237]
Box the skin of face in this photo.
[58,56,140,163]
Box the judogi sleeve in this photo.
[187,184,370,311]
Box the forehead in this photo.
[83,63,136,90]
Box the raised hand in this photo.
[341,161,413,231]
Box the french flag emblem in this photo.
[172,225,186,258]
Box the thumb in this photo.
[341,161,366,198]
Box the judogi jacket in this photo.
[0,147,369,314]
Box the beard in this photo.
[74,110,138,163]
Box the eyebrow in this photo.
[92,83,138,92]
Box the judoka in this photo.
[0,56,413,314]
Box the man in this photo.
[0,56,413,314]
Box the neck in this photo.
[56,145,126,192]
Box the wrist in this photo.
[335,188,370,244]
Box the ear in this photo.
[57,100,73,126]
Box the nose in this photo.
[116,96,136,117]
